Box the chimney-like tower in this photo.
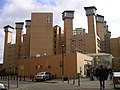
[96,14,106,52]
[96,14,105,41]
[104,21,108,31]
[4,25,14,45]
[62,10,74,54]
[15,22,24,44]
[84,6,100,53]
[53,25,61,55]
[25,20,31,57]
[15,22,24,59]
[25,20,31,36]
[104,21,111,53]
[84,6,97,34]
[3,25,14,70]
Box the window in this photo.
[54,41,56,44]
[36,65,42,69]
[47,16,52,23]
[54,45,56,48]
[40,65,43,68]
[54,51,56,55]
[54,30,57,34]
[48,65,51,69]
[54,34,56,38]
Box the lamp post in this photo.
[61,44,64,82]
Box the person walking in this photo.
[98,65,107,89]
[95,66,100,79]
[108,68,113,80]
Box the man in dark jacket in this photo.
[95,66,99,79]
[98,65,107,89]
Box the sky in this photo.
[0,0,120,62]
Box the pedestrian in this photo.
[108,68,113,80]
[90,71,94,81]
[89,68,94,81]
[86,68,90,78]
[98,65,107,89]
[104,66,109,80]
[95,66,100,79]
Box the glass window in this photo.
[54,41,56,44]
[54,45,56,48]
[47,16,52,23]
[54,51,56,55]
[54,30,57,34]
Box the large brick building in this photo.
[3,6,116,78]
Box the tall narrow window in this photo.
[54,45,56,48]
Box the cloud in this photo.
[95,0,120,20]
[0,0,35,62]
[94,0,120,38]
[0,0,95,30]
[37,0,57,6]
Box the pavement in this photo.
[0,77,120,90]
[62,78,117,90]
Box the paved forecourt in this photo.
[0,78,117,90]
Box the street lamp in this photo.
[61,44,64,82]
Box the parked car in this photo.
[0,83,7,90]
[34,72,52,81]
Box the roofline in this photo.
[84,6,97,10]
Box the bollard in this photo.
[8,75,10,89]
[73,76,75,85]
[30,75,32,80]
[32,76,34,82]
[19,76,21,81]
[24,75,25,81]
[62,77,64,83]
[17,75,19,88]
[67,77,69,84]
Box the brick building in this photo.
[3,6,115,78]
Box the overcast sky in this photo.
[0,0,120,62]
